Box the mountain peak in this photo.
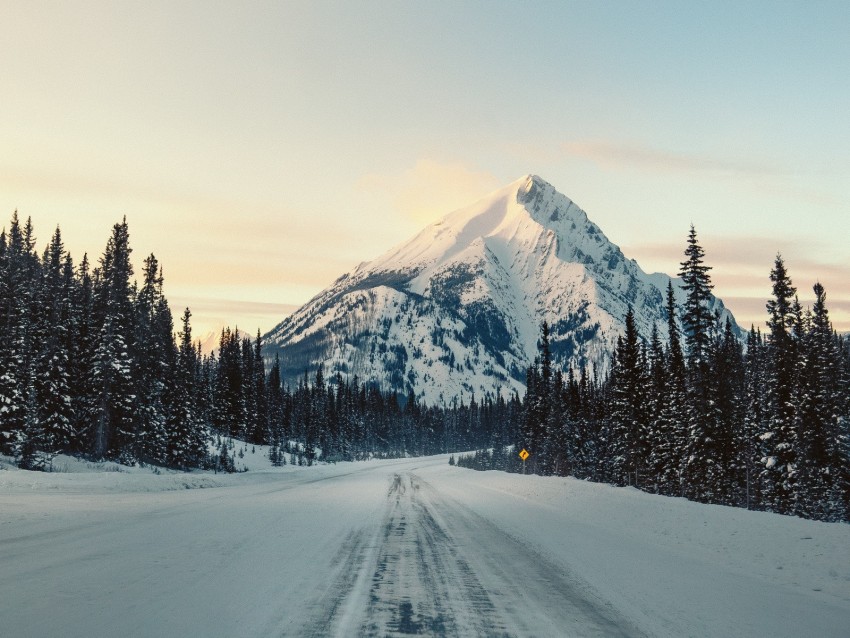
[266,175,740,404]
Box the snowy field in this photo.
[1,452,849,637]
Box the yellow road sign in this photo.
[519,449,529,461]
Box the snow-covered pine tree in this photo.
[33,227,75,460]
[133,254,172,464]
[678,227,726,503]
[546,368,569,476]
[0,213,41,461]
[835,335,850,520]
[0,214,29,456]
[165,308,208,469]
[712,317,745,506]
[240,334,257,442]
[520,358,541,473]
[215,328,245,438]
[793,283,844,520]
[304,366,325,465]
[570,366,596,480]
[68,253,96,456]
[644,323,667,494]
[762,254,798,514]
[679,225,714,367]
[607,308,648,487]
[250,329,268,445]
[742,327,767,510]
[267,354,285,465]
[521,322,552,475]
[91,219,137,461]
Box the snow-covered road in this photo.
[301,470,636,637]
[2,455,849,637]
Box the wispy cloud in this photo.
[167,296,300,337]
[357,159,501,223]
[559,139,847,210]
[561,140,785,178]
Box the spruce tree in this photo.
[762,254,798,514]
[677,228,724,503]
[679,225,714,366]
[645,324,668,493]
[712,317,745,505]
[794,283,842,519]
[91,219,136,461]
[166,308,208,469]
[133,255,171,464]
[652,281,688,496]
[607,308,647,486]
[250,330,268,445]
[743,327,768,510]
[34,228,75,459]
[267,354,285,465]
[0,214,29,455]
[68,254,96,455]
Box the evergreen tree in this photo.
[33,228,75,459]
[267,354,285,465]
[0,213,31,455]
[677,228,724,503]
[68,254,96,455]
[165,308,208,469]
[215,328,244,438]
[250,330,268,445]
[679,225,714,366]
[133,254,172,464]
[607,308,648,486]
[712,317,745,505]
[649,281,688,496]
[762,254,798,514]
[91,219,136,461]
[521,322,552,474]
[742,327,767,510]
[794,284,842,519]
[644,324,667,493]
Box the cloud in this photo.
[357,159,501,223]
[168,297,300,316]
[561,140,785,178]
[559,139,847,211]
[167,295,301,337]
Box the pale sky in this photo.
[2,1,848,336]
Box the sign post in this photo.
[519,448,529,474]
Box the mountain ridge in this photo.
[265,175,739,404]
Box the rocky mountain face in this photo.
[265,175,739,404]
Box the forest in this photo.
[461,228,850,523]
[1,215,847,522]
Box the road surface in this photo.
[2,455,848,637]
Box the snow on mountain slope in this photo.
[266,175,739,404]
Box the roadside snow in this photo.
[418,465,850,637]
[1,454,848,637]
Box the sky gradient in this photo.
[2,1,848,336]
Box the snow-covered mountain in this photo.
[266,175,739,404]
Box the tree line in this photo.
[3,213,847,522]
[0,214,505,471]
[458,226,850,523]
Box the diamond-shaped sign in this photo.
[519,448,529,461]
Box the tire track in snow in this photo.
[412,474,644,637]
[297,471,641,637]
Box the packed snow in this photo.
[1,454,848,637]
